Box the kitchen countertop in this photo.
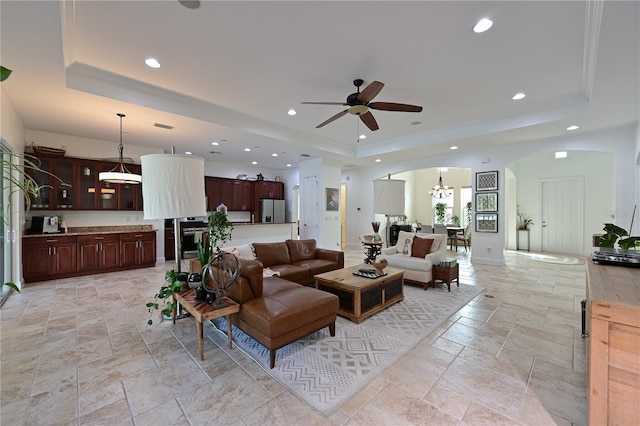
[23,225,156,238]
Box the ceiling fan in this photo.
[301,79,423,131]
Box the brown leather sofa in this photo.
[251,239,344,286]
[189,242,341,368]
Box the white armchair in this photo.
[378,230,448,289]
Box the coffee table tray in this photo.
[353,270,387,279]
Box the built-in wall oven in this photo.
[166,218,207,259]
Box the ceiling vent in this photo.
[154,123,174,130]
[209,151,222,155]
[300,153,311,157]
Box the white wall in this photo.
[508,151,615,254]
[343,124,638,265]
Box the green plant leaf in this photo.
[618,237,640,250]
[599,233,618,248]
[0,66,12,82]
[3,282,20,292]
[603,223,628,238]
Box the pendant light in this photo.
[429,169,452,199]
[99,113,142,184]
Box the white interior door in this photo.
[541,177,583,254]
[301,175,320,241]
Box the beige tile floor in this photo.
[1,247,588,425]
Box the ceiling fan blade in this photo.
[301,102,348,106]
[316,109,349,128]
[358,81,384,103]
[359,111,379,131]
[368,102,423,112]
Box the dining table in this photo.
[446,226,466,251]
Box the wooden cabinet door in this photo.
[218,178,234,210]
[139,237,156,266]
[165,228,175,261]
[258,181,283,199]
[54,158,76,209]
[77,161,99,209]
[101,240,121,269]
[22,242,52,279]
[205,177,220,211]
[118,164,141,210]
[53,242,77,275]
[77,240,100,272]
[242,181,254,210]
[26,156,54,209]
[120,240,139,267]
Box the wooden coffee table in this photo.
[315,265,404,324]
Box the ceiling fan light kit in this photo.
[302,79,423,132]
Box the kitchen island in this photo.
[585,260,640,425]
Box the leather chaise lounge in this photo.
[189,240,342,368]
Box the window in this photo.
[461,187,472,226]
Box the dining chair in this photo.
[455,224,471,252]
[420,224,433,233]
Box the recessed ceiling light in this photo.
[450,146,458,150]
[473,18,493,33]
[512,93,526,100]
[555,151,568,159]
[286,164,292,167]
[145,58,161,69]
[211,141,219,146]
[287,109,296,116]
[566,125,579,131]
[272,153,278,157]
[359,134,367,139]
[244,148,251,152]
[251,161,257,165]
[185,151,192,155]
[375,159,381,163]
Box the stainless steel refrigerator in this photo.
[260,199,285,223]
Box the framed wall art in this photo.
[325,187,339,211]
[475,192,498,212]
[476,170,498,191]
[476,213,498,233]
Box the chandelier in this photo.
[99,113,142,184]
[429,170,452,199]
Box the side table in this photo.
[362,241,383,264]
[432,263,459,292]
[173,289,240,360]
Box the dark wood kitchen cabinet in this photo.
[77,234,120,273]
[26,156,76,210]
[22,235,77,282]
[165,228,176,261]
[27,154,143,212]
[257,181,284,199]
[231,180,254,211]
[120,231,156,267]
[205,176,220,211]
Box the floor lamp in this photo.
[373,178,406,247]
[141,153,207,273]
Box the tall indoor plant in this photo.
[435,202,447,224]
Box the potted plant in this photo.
[145,270,188,325]
[207,209,234,251]
[465,202,472,225]
[435,202,447,224]
[599,223,640,250]
[516,204,534,230]
[451,215,460,226]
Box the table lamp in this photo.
[373,177,406,247]
[141,153,207,273]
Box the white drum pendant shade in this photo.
[373,179,405,216]
[141,154,207,220]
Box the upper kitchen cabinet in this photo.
[258,181,284,199]
[205,176,220,211]
[231,180,254,211]
[26,155,75,210]
[28,154,143,212]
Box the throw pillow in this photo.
[411,236,433,258]
[402,238,412,255]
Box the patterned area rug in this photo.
[211,283,485,417]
